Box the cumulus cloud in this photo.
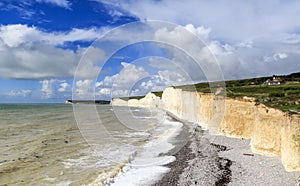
[154,23,300,80]
[58,81,71,92]
[158,70,187,84]
[0,24,106,79]
[74,79,94,99]
[74,20,300,101]
[75,46,106,79]
[95,59,197,99]
[3,1,300,101]
[96,0,300,79]
[185,24,211,42]
[36,79,72,100]
[140,80,154,90]
[0,41,78,79]
[40,79,56,99]
[98,88,111,95]
[114,62,149,86]
[95,62,150,98]
[153,25,223,82]
[101,0,300,42]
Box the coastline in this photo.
[160,87,300,171]
[153,115,300,186]
[111,90,300,184]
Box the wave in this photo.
[89,150,140,186]
[91,112,184,186]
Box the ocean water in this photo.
[0,104,184,185]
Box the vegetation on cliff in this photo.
[123,72,300,114]
[177,72,300,114]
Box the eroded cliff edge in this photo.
[112,87,300,172]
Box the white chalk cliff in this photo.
[112,92,162,108]
[112,87,300,172]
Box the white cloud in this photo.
[0,24,106,79]
[153,22,300,79]
[40,79,56,99]
[4,89,32,97]
[95,61,191,99]
[0,41,78,79]
[274,53,288,60]
[115,62,149,86]
[95,81,103,87]
[99,88,111,95]
[4,0,300,102]
[158,70,187,85]
[264,52,288,62]
[141,80,154,90]
[98,75,116,87]
[208,41,234,56]
[111,89,128,97]
[58,81,70,92]
[130,88,141,96]
[96,62,150,98]
[75,46,106,79]
[153,25,224,82]
[35,0,71,9]
[237,40,253,48]
[98,62,150,91]
[0,24,104,47]
[0,24,37,47]
[74,79,94,99]
[185,24,211,42]
[95,0,300,79]
[102,0,300,42]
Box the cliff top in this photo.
[176,72,300,114]
[113,72,300,114]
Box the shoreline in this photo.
[152,116,195,186]
[152,115,300,186]
[153,123,234,186]
[161,87,300,172]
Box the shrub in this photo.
[269,92,285,97]
[286,90,300,96]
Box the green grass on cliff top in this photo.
[177,72,300,114]
[124,72,300,114]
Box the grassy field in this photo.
[177,72,300,114]
[226,83,300,114]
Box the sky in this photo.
[1,0,300,103]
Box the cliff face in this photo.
[162,87,300,172]
[112,87,300,171]
[112,93,162,108]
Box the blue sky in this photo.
[1,0,300,103]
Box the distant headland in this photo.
[65,100,110,104]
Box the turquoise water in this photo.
[0,104,182,185]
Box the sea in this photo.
[0,104,187,186]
